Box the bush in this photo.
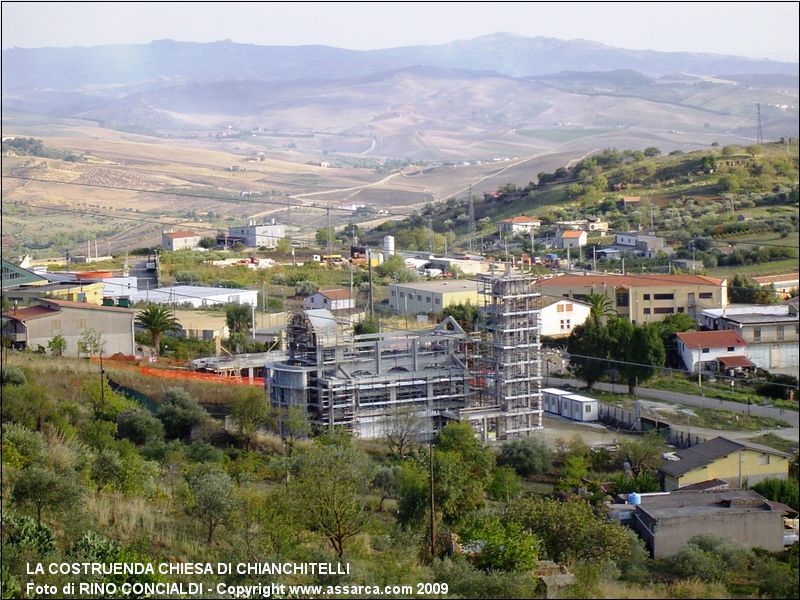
[156,388,207,440]
[0,366,27,386]
[752,478,799,511]
[117,410,165,445]
[497,438,553,477]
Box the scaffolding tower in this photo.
[478,271,543,439]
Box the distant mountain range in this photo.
[3,33,797,92]
[2,34,797,160]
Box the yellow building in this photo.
[659,437,790,491]
[539,274,727,323]
[389,280,480,315]
[4,281,105,306]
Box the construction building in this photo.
[266,272,543,442]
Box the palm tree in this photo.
[585,293,617,326]
[135,304,179,358]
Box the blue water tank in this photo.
[627,492,641,505]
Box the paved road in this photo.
[545,375,799,428]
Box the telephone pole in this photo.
[468,185,476,254]
[429,442,436,558]
[756,103,764,145]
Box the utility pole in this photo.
[326,205,333,257]
[429,442,436,558]
[756,103,764,145]
[99,353,105,408]
[468,185,476,254]
[428,216,434,253]
[367,248,374,320]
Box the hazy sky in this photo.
[2,2,798,61]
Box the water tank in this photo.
[383,235,395,260]
[627,492,641,505]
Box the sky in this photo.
[2,1,798,61]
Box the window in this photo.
[677,307,685,313]
[777,326,785,341]
[565,304,573,312]
[560,319,565,330]
[77,318,87,330]
[643,294,651,300]
[753,327,762,342]
[585,404,591,413]
[702,348,710,353]
[399,292,405,298]
[615,292,629,307]
[759,454,770,465]
[435,298,441,305]
[566,319,571,328]
[699,292,713,299]
[425,296,431,303]
[654,307,675,314]
[727,346,734,352]
[390,290,396,296]
[654,293,674,300]
[643,308,651,315]
[557,304,564,313]
[417,294,422,301]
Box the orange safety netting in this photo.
[89,357,264,386]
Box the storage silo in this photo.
[383,235,395,261]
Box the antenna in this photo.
[756,103,764,145]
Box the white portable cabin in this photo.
[541,388,573,416]
[562,394,598,422]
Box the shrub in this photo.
[117,410,165,445]
[497,438,553,477]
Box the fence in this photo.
[598,403,641,431]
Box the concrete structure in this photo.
[631,489,784,558]
[1,259,47,291]
[267,272,544,442]
[161,229,202,251]
[658,437,790,491]
[615,233,668,258]
[500,215,541,235]
[670,259,704,273]
[130,285,258,308]
[585,217,609,233]
[228,219,285,249]
[753,273,798,299]
[172,309,230,341]
[426,256,492,276]
[618,195,642,211]
[700,305,799,371]
[1,298,135,356]
[675,330,750,373]
[304,289,355,312]
[538,295,591,338]
[389,280,480,315]
[556,230,587,249]
[539,274,727,323]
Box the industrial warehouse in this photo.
[266,271,544,441]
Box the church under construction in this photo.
[265,271,543,441]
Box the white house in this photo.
[162,230,202,251]
[556,230,587,249]
[539,295,591,338]
[130,285,259,308]
[228,220,285,249]
[675,330,750,373]
[304,289,355,312]
[500,215,541,236]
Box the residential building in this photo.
[615,232,669,258]
[658,437,790,491]
[1,298,135,356]
[669,258,704,273]
[537,295,591,338]
[41,271,138,300]
[618,195,642,211]
[500,215,541,235]
[675,330,750,373]
[700,306,799,371]
[753,273,799,299]
[227,219,285,249]
[538,274,727,323]
[304,289,355,312]
[1,259,47,291]
[631,489,784,558]
[129,285,259,308]
[172,309,230,341]
[556,230,587,249]
[161,229,202,251]
[389,280,480,315]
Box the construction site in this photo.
[265,271,544,442]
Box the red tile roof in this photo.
[675,330,747,349]
[717,355,755,368]
[753,273,798,285]
[502,216,540,224]
[1,305,58,321]
[539,274,725,289]
[319,289,353,300]
[164,230,198,239]
[561,230,586,238]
